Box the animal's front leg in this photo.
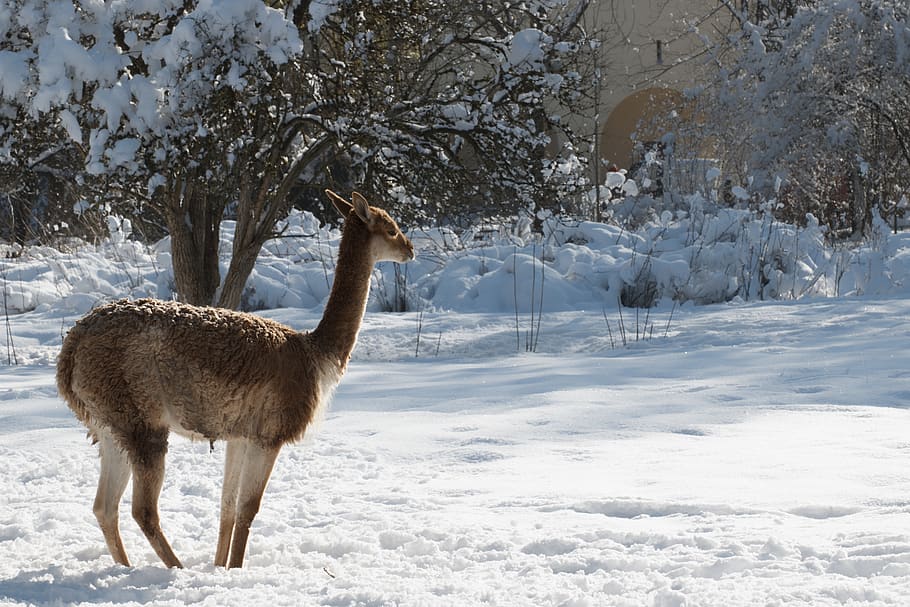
[227,442,280,568]
[215,439,247,567]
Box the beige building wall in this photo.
[583,1,733,172]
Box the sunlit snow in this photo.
[0,217,909,606]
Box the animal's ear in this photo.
[325,189,353,218]
[350,192,375,226]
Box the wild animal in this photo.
[56,190,415,568]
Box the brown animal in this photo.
[56,190,415,568]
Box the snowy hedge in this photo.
[1,195,909,317]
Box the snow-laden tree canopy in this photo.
[0,0,596,307]
[706,0,910,237]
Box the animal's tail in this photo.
[56,323,92,430]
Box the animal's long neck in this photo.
[312,215,374,369]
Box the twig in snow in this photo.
[664,300,678,338]
[2,269,18,365]
[602,305,616,349]
[512,247,520,351]
[415,307,424,358]
[533,244,545,353]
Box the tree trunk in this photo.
[162,177,222,306]
[217,246,261,311]
[850,166,870,239]
[214,170,275,310]
[216,138,336,310]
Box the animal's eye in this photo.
[387,229,398,237]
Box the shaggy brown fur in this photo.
[58,299,323,450]
[56,191,414,569]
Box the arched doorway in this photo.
[600,87,686,170]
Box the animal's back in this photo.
[57,299,326,449]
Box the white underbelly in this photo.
[162,406,209,441]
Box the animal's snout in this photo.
[402,240,416,261]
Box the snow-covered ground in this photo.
[1,209,910,606]
[2,294,910,606]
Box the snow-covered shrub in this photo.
[2,202,910,316]
[698,0,910,238]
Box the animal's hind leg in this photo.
[93,429,132,566]
[129,429,183,568]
